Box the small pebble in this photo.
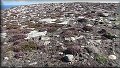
[29,62,37,65]
[81,46,85,48]
[61,54,74,62]
[27,60,31,62]
[65,54,74,62]
[4,57,9,60]
[3,42,7,44]
[58,52,63,55]
[86,24,93,27]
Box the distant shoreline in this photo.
[2,1,119,10]
[1,5,19,10]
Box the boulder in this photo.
[62,54,74,62]
[63,45,81,55]
[108,55,117,60]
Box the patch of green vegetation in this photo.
[21,41,37,52]
[5,41,38,52]
[95,54,107,64]
[6,46,14,52]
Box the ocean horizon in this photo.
[2,1,119,10]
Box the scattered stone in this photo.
[77,16,87,22]
[1,32,7,38]
[58,52,63,55]
[29,62,38,65]
[41,36,50,41]
[108,55,117,60]
[1,2,120,67]
[61,54,74,62]
[63,45,81,55]
[25,30,47,39]
[86,24,93,27]
[4,57,9,60]
[3,42,7,45]
[44,41,50,45]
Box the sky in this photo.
[1,0,120,5]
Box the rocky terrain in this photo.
[1,2,120,67]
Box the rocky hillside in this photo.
[1,2,120,67]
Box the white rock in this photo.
[40,18,56,23]
[65,37,71,41]
[20,25,28,29]
[72,36,83,40]
[71,37,76,41]
[90,18,96,21]
[27,28,35,30]
[108,21,112,24]
[72,21,76,24]
[41,36,50,41]
[3,42,7,44]
[58,52,63,55]
[61,46,67,50]
[25,30,47,39]
[95,40,101,44]
[81,46,85,48]
[18,23,21,25]
[115,22,119,25]
[74,36,80,39]
[105,19,109,22]
[78,16,84,19]
[86,24,93,27]
[108,55,117,60]
[65,36,84,41]
[89,40,101,44]
[29,62,37,65]
[58,20,69,24]
[3,25,7,27]
[65,54,74,62]
[40,52,43,54]
[91,56,94,59]
[108,17,116,21]
[107,24,113,27]
[4,57,9,60]
[103,13,109,16]
[44,41,50,45]
[87,41,91,44]
[59,42,64,45]
[1,33,7,38]
[22,16,26,19]
[27,60,30,62]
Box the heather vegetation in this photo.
[1,2,120,67]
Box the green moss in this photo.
[95,54,107,64]
[21,41,37,52]
[6,46,14,52]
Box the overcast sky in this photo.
[2,0,120,5]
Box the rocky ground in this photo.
[1,2,120,67]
